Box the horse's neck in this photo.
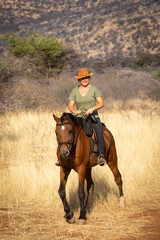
[73,123,82,145]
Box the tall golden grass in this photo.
[0,109,160,210]
[0,109,160,239]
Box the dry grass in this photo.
[0,109,160,239]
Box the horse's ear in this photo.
[53,114,59,123]
[66,114,70,121]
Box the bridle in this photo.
[55,122,74,151]
[55,120,82,152]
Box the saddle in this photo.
[89,131,99,164]
[79,115,100,164]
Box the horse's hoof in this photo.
[67,216,76,224]
[77,219,86,225]
[64,211,74,222]
[119,196,125,209]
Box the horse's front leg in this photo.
[77,166,86,224]
[59,166,74,223]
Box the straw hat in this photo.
[74,68,93,79]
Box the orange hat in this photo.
[74,68,93,79]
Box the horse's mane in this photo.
[61,112,81,126]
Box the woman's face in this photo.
[79,77,90,87]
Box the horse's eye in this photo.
[69,129,73,133]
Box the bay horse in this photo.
[53,112,125,224]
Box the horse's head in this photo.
[53,113,74,158]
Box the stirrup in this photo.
[98,154,106,166]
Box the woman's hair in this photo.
[78,76,91,83]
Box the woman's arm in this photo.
[85,96,104,115]
[68,100,82,115]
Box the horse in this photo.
[53,112,125,224]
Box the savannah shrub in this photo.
[133,50,149,69]
[1,33,67,76]
[152,68,160,79]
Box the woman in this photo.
[68,68,106,166]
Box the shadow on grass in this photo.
[68,172,119,214]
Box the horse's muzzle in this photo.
[59,147,70,158]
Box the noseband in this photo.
[56,122,73,151]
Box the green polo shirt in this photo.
[69,85,102,118]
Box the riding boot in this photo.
[55,159,60,166]
[90,118,106,166]
[98,154,106,166]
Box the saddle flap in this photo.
[90,137,99,155]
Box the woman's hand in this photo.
[74,110,82,115]
[85,108,94,115]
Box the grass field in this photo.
[0,109,160,239]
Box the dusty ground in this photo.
[0,203,160,240]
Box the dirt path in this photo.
[0,206,160,240]
[140,209,160,240]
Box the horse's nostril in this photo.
[65,151,69,157]
[64,151,69,157]
[60,150,70,158]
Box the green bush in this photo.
[0,33,67,75]
[33,34,66,70]
[152,68,160,79]
[134,51,149,69]
[1,33,35,57]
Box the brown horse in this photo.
[53,112,125,224]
